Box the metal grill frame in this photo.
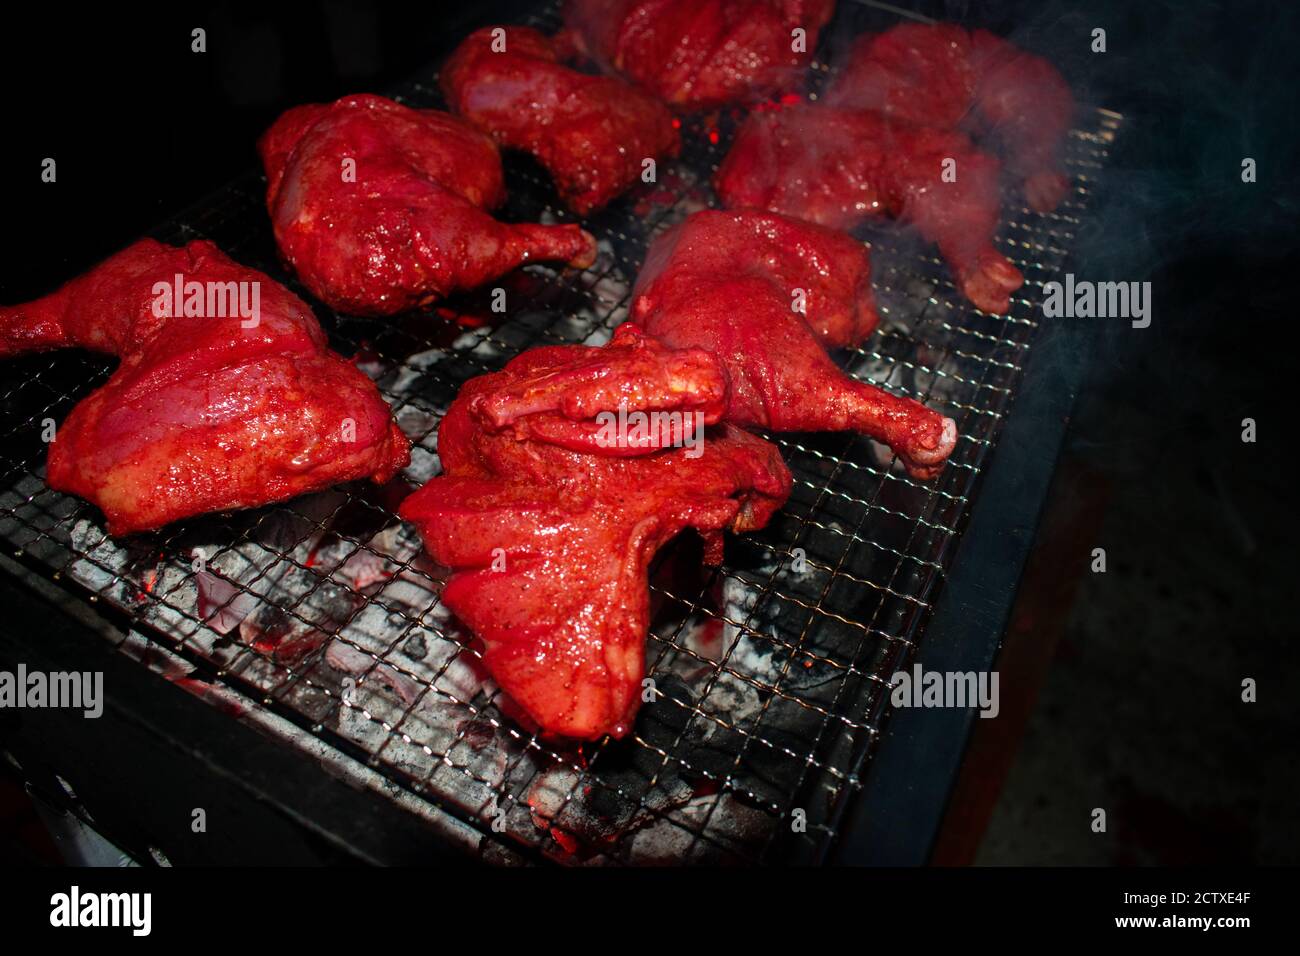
[0,2,1121,865]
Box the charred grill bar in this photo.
[0,2,1119,864]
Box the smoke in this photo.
[824,0,1298,478]
[921,0,1300,475]
[832,0,1300,279]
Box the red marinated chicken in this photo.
[631,210,956,477]
[715,104,1023,313]
[441,26,679,215]
[562,0,836,110]
[258,94,596,316]
[827,23,1075,213]
[401,326,790,739]
[0,239,410,535]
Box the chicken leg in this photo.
[715,104,1023,314]
[258,94,597,317]
[400,325,790,739]
[826,23,1075,214]
[441,26,679,215]
[0,239,410,535]
[631,210,957,476]
[561,0,835,110]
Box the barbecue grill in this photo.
[0,1,1120,864]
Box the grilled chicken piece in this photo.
[826,23,1075,213]
[562,0,835,110]
[0,239,410,535]
[400,326,790,739]
[441,26,679,215]
[258,94,597,317]
[715,104,1023,314]
[631,210,956,477]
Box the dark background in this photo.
[1,0,1297,864]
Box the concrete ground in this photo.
[975,253,1297,865]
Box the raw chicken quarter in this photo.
[441,25,680,214]
[259,93,597,316]
[716,106,1024,314]
[632,209,958,476]
[563,0,835,109]
[400,327,792,739]
[0,239,410,535]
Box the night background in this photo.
[0,0,1296,865]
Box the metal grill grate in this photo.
[0,3,1120,864]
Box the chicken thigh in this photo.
[826,23,1075,213]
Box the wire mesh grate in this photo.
[0,3,1120,863]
